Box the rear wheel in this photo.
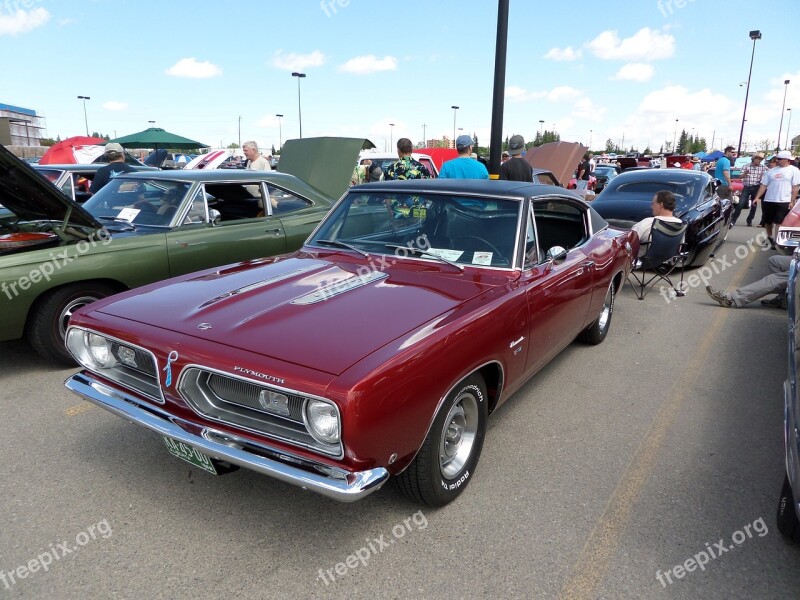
[27,282,117,365]
[578,281,615,344]
[396,374,488,506]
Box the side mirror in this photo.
[208,208,222,226]
[546,246,568,264]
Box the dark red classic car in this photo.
[65,179,637,506]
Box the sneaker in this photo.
[746,221,752,227]
[760,296,787,309]
[731,221,737,226]
[706,285,733,308]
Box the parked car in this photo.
[33,163,157,203]
[0,138,369,363]
[358,151,439,178]
[778,248,800,541]
[593,164,618,193]
[64,179,637,506]
[591,169,732,267]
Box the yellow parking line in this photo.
[558,248,758,600]
[64,402,95,417]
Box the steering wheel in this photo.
[455,235,505,260]
[133,199,156,213]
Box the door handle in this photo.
[265,228,283,235]
[582,260,595,268]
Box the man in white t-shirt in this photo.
[631,190,683,257]
[243,140,271,171]
[754,150,800,249]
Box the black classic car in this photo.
[590,169,732,267]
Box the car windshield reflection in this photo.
[309,191,521,268]
[83,179,192,226]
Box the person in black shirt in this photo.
[91,143,135,193]
[576,153,592,190]
[498,134,532,182]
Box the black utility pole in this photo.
[488,0,509,178]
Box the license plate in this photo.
[162,436,217,475]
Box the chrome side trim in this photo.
[64,373,387,502]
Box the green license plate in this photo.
[162,436,218,475]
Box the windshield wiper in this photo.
[383,243,464,271]
[314,239,369,257]
[95,216,137,230]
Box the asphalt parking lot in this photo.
[2,224,800,600]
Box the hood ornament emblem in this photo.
[162,350,179,386]
[197,323,213,330]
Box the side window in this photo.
[183,187,209,224]
[533,199,589,252]
[523,203,541,269]
[534,173,559,187]
[266,184,313,215]
[59,174,76,200]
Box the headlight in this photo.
[304,399,340,445]
[67,328,147,371]
[87,333,117,368]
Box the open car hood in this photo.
[95,256,491,376]
[277,137,375,201]
[524,141,587,188]
[0,144,102,229]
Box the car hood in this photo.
[0,144,101,229]
[524,141,587,188]
[95,255,493,375]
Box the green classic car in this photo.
[0,137,373,363]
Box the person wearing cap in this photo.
[741,153,768,226]
[501,150,510,164]
[91,143,135,193]
[691,156,702,171]
[438,134,489,179]
[498,134,533,182]
[753,150,800,247]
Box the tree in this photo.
[227,143,240,149]
[605,138,615,153]
[677,129,689,154]
[40,137,57,147]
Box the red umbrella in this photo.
[39,136,107,165]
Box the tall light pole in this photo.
[451,106,459,148]
[778,79,790,150]
[276,114,283,150]
[786,108,793,150]
[422,123,427,147]
[589,129,593,149]
[238,115,242,148]
[148,120,155,127]
[389,123,395,149]
[539,120,544,137]
[672,119,679,152]
[737,30,761,158]
[292,72,306,138]
[77,96,90,136]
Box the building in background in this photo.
[0,103,45,149]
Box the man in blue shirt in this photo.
[439,135,489,179]
[714,146,735,188]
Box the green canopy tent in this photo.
[106,127,209,150]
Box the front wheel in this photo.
[396,374,488,506]
[578,281,615,345]
[27,282,117,365]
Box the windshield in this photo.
[309,191,521,268]
[82,178,192,226]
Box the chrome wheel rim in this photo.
[59,295,100,339]
[597,285,614,332]
[439,391,479,478]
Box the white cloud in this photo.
[638,85,732,118]
[612,63,654,82]
[587,27,674,61]
[271,50,326,71]
[102,101,128,111]
[339,55,398,74]
[543,46,582,61]
[548,86,583,102]
[573,98,606,121]
[0,8,50,36]
[165,58,222,79]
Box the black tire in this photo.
[27,282,117,365]
[396,374,488,506]
[777,474,800,542]
[578,281,615,345]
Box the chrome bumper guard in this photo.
[65,373,388,502]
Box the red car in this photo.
[65,180,637,506]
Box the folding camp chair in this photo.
[627,219,689,300]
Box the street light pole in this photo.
[422,123,426,147]
[778,79,790,150]
[589,129,593,149]
[737,30,761,158]
[451,106,459,148]
[672,119,679,152]
[389,123,395,149]
[238,115,242,148]
[292,72,306,138]
[276,114,283,150]
[786,109,793,151]
[77,96,90,136]
[148,120,155,127]
[539,120,544,137]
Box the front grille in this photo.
[178,367,342,457]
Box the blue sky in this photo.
[2,0,798,154]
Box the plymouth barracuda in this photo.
[65,179,637,506]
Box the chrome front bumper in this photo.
[65,373,389,502]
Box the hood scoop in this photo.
[291,270,387,305]
[198,264,320,309]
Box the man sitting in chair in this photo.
[631,190,684,257]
